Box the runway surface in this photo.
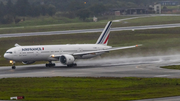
[1,23,180,38]
[1,55,180,101]
[1,54,180,78]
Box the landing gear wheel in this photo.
[46,63,55,67]
[45,61,55,67]
[67,64,73,67]
[67,63,77,67]
[73,63,77,67]
[12,66,16,69]
[11,61,16,69]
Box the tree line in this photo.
[0,0,56,24]
[0,0,108,24]
[0,0,179,24]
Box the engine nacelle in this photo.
[22,61,35,64]
[59,54,75,65]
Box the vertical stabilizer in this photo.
[96,21,112,45]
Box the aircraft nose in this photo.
[4,53,7,59]
[4,53,10,60]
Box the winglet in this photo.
[136,44,142,47]
[96,21,112,45]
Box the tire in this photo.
[67,64,73,67]
[67,63,77,67]
[12,66,16,69]
[46,64,49,67]
[46,63,55,67]
[73,63,77,67]
[52,64,55,67]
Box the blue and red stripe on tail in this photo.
[96,21,112,45]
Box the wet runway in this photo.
[1,54,180,78]
[1,55,180,101]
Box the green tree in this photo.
[89,4,106,16]
[30,4,41,17]
[1,14,14,24]
[1,0,15,24]
[15,0,31,16]
[76,9,91,21]
[47,4,56,16]
[40,5,48,16]
[68,1,85,17]
[6,0,14,15]
[0,2,4,17]
[0,1,4,24]
[69,1,85,12]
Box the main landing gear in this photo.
[67,63,77,67]
[46,61,55,67]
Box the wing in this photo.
[51,44,142,58]
[73,44,142,56]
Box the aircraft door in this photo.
[18,49,22,57]
[35,51,40,57]
[59,48,63,53]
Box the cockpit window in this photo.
[6,52,13,54]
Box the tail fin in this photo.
[96,21,112,45]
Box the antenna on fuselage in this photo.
[15,43,21,47]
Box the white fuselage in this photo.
[4,44,112,62]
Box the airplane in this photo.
[4,21,141,69]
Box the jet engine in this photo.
[22,61,36,64]
[59,54,75,65]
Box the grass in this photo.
[1,77,180,101]
[161,65,180,70]
[0,16,180,34]
[0,16,130,28]
[0,16,81,28]
[126,16,180,26]
[1,27,180,66]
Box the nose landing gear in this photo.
[10,60,16,69]
[12,65,16,69]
